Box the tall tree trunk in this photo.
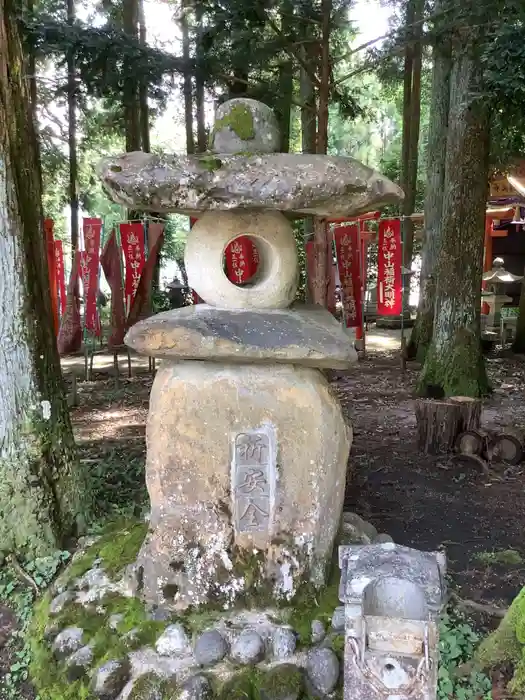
[67,0,79,259]
[276,0,294,153]
[408,25,452,362]
[512,270,525,353]
[0,0,89,557]
[138,0,150,153]
[181,2,195,155]
[299,6,317,273]
[418,37,490,398]
[400,0,423,315]
[195,5,207,152]
[123,0,141,152]
[310,0,331,308]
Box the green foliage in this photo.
[474,550,524,567]
[0,551,70,700]
[438,611,492,700]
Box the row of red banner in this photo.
[332,218,402,328]
[47,218,164,354]
[46,215,403,353]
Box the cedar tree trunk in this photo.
[0,0,90,558]
[408,26,452,362]
[418,37,490,398]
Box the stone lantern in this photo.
[99,98,404,612]
[339,543,446,700]
[482,257,522,331]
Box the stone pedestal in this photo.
[128,307,354,610]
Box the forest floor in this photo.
[2,333,525,698]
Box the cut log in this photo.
[491,428,524,465]
[456,429,486,456]
[450,453,489,475]
[415,397,482,454]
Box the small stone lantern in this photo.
[99,98,404,611]
[482,257,522,331]
[339,542,446,700]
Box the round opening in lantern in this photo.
[222,235,263,287]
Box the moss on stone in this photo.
[255,664,304,700]
[474,587,525,694]
[214,670,254,700]
[64,519,147,583]
[128,672,180,700]
[330,634,345,656]
[213,104,255,142]
[198,155,223,172]
[29,591,166,699]
[287,560,340,646]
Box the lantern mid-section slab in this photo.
[125,304,358,369]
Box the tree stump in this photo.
[491,429,524,465]
[415,397,482,454]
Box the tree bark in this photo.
[408,21,452,361]
[418,35,490,398]
[310,0,331,307]
[276,0,294,153]
[400,0,423,313]
[195,5,207,153]
[67,0,79,259]
[512,268,525,353]
[138,0,150,153]
[299,5,317,292]
[0,0,90,558]
[181,2,195,155]
[123,0,141,152]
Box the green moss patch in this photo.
[213,104,255,142]
[475,587,525,695]
[63,519,148,584]
[128,672,180,699]
[287,560,340,646]
[213,666,304,700]
[29,591,165,700]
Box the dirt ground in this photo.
[2,336,525,697]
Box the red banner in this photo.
[305,236,336,314]
[377,218,402,316]
[54,240,66,317]
[80,218,102,334]
[225,236,258,284]
[126,223,165,329]
[101,230,126,348]
[334,223,362,329]
[57,250,82,355]
[120,222,145,316]
[44,218,59,334]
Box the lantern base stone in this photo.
[139,360,351,611]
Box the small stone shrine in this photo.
[339,543,446,700]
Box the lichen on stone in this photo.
[212,104,255,142]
